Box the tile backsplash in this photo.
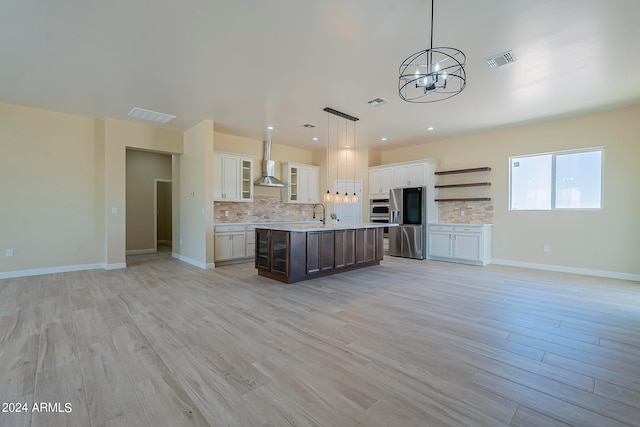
[438,200,493,224]
[215,195,320,223]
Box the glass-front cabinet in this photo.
[214,151,253,202]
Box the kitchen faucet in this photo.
[312,203,326,224]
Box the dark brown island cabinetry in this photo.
[255,225,386,283]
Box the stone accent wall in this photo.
[214,195,319,223]
[437,200,493,224]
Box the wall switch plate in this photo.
[543,245,550,252]
[111,207,118,215]
[460,210,465,216]
[6,249,13,257]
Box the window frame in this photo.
[509,147,604,211]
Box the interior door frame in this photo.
[154,178,173,253]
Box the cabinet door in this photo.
[428,231,452,258]
[298,167,309,203]
[214,233,233,261]
[307,167,320,203]
[393,165,409,188]
[408,163,425,186]
[289,165,299,202]
[453,233,482,261]
[222,156,240,201]
[380,168,393,195]
[240,158,253,201]
[369,169,381,196]
[255,230,270,270]
[231,233,246,259]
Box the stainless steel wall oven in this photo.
[370,198,390,236]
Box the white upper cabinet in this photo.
[214,152,253,202]
[369,159,437,198]
[368,167,393,197]
[282,162,320,204]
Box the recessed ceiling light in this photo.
[346,145,350,148]
[381,137,388,142]
[267,126,274,130]
[427,127,434,131]
[128,107,176,124]
[312,137,319,141]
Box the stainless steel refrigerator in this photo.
[389,186,427,259]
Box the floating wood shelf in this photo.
[435,198,492,202]
[435,182,491,189]
[435,167,491,175]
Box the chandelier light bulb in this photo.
[324,190,331,202]
[352,193,358,203]
[334,192,341,203]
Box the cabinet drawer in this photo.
[454,225,480,233]
[428,224,452,232]
[215,225,246,233]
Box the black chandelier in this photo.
[398,0,466,103]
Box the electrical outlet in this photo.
[6,249,13,257]
[543,245,550,253]
[460,210,465,216]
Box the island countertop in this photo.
[254,222,395,232]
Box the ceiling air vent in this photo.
[300,123,316,128]
[128,107,176,124]
[367,97,388,106]
[486,50,517,69]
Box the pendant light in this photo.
[343,119,349,203]
[324,113,331,202]
[323,108,359,204]
[334,115,341,203]
[398,0,466,103]
[352,120,358,204]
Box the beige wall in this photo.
[104,119,183,267]
[179,120,215,267]
[378,105,640,278]
[0,103,106,273]
[125,150,172,251]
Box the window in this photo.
[510,148,602,210]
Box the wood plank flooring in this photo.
[1,252,639,426]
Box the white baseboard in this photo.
[105,263,127,270]
[126,248,156,255]
[171,253,215,270]
[492,259,640,282]
[0,263,106,279]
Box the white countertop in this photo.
[254,222,396,232]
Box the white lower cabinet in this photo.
[215,225,250,262]
[427,224,492,265]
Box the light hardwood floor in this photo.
[1,252,639,426]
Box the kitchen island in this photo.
[255,223,391,283]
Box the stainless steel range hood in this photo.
[254,134,288,188]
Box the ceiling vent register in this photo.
[486,50,517,69]
[128,107,176,124]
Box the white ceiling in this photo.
[2,0,640,149]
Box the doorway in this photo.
[155,179,172,253]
